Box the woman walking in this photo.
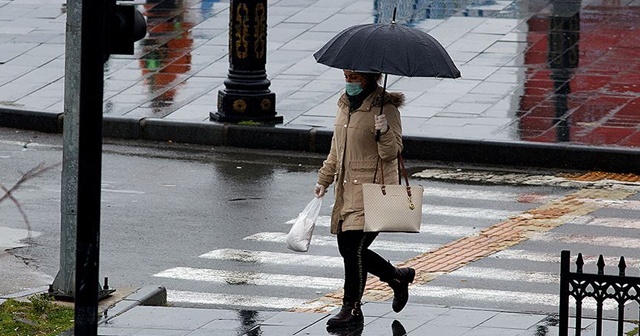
[314,70,415,330]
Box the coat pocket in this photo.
[346,160,378,213]
[348,160,378,185]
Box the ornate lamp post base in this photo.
[211,90,282,123]
[211,0,283,124]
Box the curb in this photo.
[0,107,63,133]
[1,107,639,173]
[0,285,50,300]
[99,285,167,324]
[1,284,166,331]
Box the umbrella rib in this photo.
[409,27,457,78]
[409,27,428,77]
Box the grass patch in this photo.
[0,294,74,336]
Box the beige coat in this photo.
[317,86,404,234]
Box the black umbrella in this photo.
[313,12,460,78]
[313,9,460,139]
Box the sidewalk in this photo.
[97,300,561,336]
[0,286,569,336]
[1,0,640,172]
[2,285,637,335]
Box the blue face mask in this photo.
[345,82,364,96]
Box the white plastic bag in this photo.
[286,197,323,252]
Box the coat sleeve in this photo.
[317,133,338,187]
[376,103,403,161]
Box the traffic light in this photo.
[106,1,147,58]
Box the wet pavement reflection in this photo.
[238,310,262,335]
[110,0,639,147]
[518,0,640,146]
[139,0,195,113]
[2,0,640,148]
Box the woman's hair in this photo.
[362,72,383,85]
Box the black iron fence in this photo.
[559,250,640,336]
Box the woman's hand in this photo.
[314,183,326,198]
[375,114,389,133]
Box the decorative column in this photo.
[211,0,282,124]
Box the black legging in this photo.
[337,230,396,304]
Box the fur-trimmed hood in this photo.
[372,91,405,108]
[338,86,405,110]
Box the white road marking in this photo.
[167,290,322,310]
[449,266,559,283]
[411,286,617,311]
[162,186,640,314]
[298,216,480,237]
[199,249,343,268]
[580,198,640,210]
[491,249,640,269]
[530,233,640,249]
[423,187,555,203]
[290,205,520,225]
[423,204,519,220]
[490,249,560,263]
[572,216,640,230]
[154,267,342,289]
[244,232,438,253]
[101,189,146,194]
[42,188,146,195]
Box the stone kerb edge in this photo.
[0,107,62,133]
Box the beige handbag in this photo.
[362,153,423,233]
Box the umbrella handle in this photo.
[375,74,389,142]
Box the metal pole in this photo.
[50,0,81,300]
[559,250,570,336]
[74,0,106,333]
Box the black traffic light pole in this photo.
[71,0,146,334]
[74,0,106,334]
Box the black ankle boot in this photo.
[326,302,363,329]
[386,267,415,313]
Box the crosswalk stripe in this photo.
[491,249,640,268]
[298,217,480,237]
[160,185,640,314]
[449,266,559,283]
[199,249,343,267]
[581,198,640,210]
[423,187,555,203]
[530,233,640,249]
[573,216,640,230]
[154,267,342,289]
[424,204,519,220]
[289,206,519,226]
[490,249,559,263]
[244,232,438,253]
[410,286,617,311]
[167,290,323,310]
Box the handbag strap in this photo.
[372,152,413,197]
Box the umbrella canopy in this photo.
[313,22,460,79]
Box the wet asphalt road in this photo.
[0,127,328,293]
[0,127,572,312]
